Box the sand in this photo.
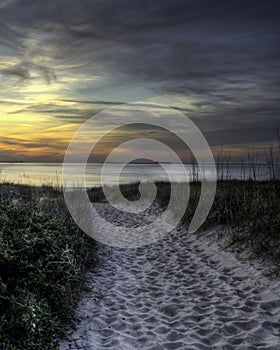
[60,203,280,349]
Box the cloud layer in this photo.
[0,0,279,160]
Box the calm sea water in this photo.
[0,162,272,187]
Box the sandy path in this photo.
[60,204,280,349]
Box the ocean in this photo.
[0,162,273,187]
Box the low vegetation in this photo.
[0,184,96,350]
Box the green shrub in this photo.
[0,189,96,350]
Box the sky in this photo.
[0,0,279,162]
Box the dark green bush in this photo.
[0,190,96,350]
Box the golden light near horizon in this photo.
[0,46,113,161]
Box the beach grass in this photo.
[154,179,280,274]
[96,178,280,273]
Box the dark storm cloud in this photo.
[1,64,30,80]
[0,62,55,84]
[0,0,279,155]
[1,0,279,83]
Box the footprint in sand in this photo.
[60,203,280,349]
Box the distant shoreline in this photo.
[0,161,271,166]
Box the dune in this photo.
[60,203,280,349]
